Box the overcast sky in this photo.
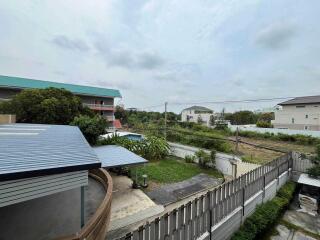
[0,1,319,113]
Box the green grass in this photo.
[131,156,223,184]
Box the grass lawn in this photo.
[131,156,223,185]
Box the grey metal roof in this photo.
[93,145,148,168]
[279,95,320,105]
[182,106,213,112]
[0,124,101,181]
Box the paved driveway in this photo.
[146,173,223,205]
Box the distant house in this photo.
[272,95,320,130]
[0,75,121,126]
[181,106,214,126]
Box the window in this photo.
[296,105,306,108]
[314,106,318,108]
[292,118,295,124]
[306,114,308,119]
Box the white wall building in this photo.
[181,106,214,126]
[272,96,320,131]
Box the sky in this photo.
[0,0,320,113]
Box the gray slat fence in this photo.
[116,152,300,240]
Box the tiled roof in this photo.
[0,75,121,98]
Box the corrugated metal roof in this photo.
[93,145,148,168]
[0,75,121,98]
[0,124,101,181]
[298,173,320,187]
[279,95,320,105]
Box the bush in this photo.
[71,115,108,145]
[185,155,196,163]
[256,121,273,128]
[237,130,320,146]
[99,135,169,160]
[195,150,210,168]
[194,149,216,168]
[307,165,320,178]
[231,182,296,240]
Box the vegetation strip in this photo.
[231,181,296,240]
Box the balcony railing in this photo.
[83,103,114,110]
[58,168,113,240]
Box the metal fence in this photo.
[116,153,292,240]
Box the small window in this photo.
[292,118,295,124]
[314,106,318,107]
[304,126,308,130]
[306,114,308,119]
[296,105,306,108]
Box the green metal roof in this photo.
[0,75,121,98]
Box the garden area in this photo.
[130,156,223,190]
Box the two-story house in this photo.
[181,106,214,126]
[0,75,121,126]
[272,95,320,130]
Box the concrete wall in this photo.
[0,114,16,124]
[169,142,239,176]
[272,104,320,130]
[208,170,290,240]
[0,188,81,240]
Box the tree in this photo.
[0,88,92,124]
[258,112,274,123]
[114,105,128,124]
[225,111,258,125]
[71,115,108,145]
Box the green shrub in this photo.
[99,135,169,160]
[195,150,210,168]
[71,115,108,145]
[231,182,296,240]
[256,121,273,128]
[185,155,196,163]
[307,165,320,178]
[237,130,320,146]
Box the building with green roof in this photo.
[0,75,121,125]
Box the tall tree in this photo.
[0,87,93,124]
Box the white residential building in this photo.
[181,106,214,126]
[272,95,320,131]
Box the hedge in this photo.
[231,181,296,240]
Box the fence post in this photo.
[262,175,266,199]
[242,187,245,216]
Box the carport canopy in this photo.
[298,173,320,188]
[93,145,148,168]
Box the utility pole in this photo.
[164,102,168,140]
[235,126,239,153]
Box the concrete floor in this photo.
[107,173,224,239]
[271,224,318,240]
[108,174,164,232]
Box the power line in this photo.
[137,95,302,110]
[166,96,297,106]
